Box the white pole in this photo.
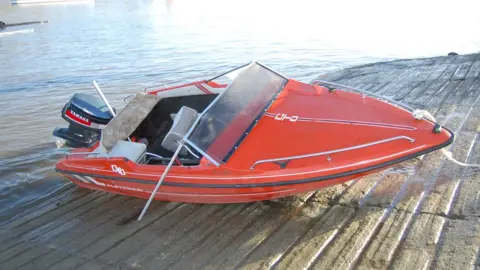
[138,142,184,220]
[92,80,131,142]
[93,81,116,117]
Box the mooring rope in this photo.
[412,109,479,168]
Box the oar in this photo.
[137,141,184,220]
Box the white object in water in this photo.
[54,137,67,148]
[0,29,34,37]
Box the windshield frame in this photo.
[183,62,288,166]
[206,62,251,83]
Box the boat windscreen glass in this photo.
[186,63,287,163]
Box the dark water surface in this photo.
[0,0,479,214]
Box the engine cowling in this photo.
[53,93,114,148]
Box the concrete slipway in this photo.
[0,53,479,270]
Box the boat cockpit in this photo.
[86,62,288,167]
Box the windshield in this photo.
[186,63,287,163]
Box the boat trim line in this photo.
[66,151,108,159]
[263,112,417,130]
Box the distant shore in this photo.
[9,0,91,5]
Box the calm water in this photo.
[0,0,479,214]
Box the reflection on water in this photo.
[0,28,34,36]
[0,0,479,212]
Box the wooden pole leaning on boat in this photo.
[138,141,184,221]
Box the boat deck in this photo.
[1,53,479,270]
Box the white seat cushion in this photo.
[161,106,198,155]
[108,140,146,163]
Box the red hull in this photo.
[62,166,390,203]
[55,66,453,203]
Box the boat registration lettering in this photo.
[274,113,299,122]
[111,165,126,175]
[104,183,143,192]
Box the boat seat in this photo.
[109,140,147,163]
[91,140,147,163]
[161,106,198,156]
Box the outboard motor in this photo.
[53,93,114,148]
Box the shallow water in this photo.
[0,0,479,213]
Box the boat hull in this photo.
[54,65,455,204]
[56,127,453,203]
[59,167,385,203]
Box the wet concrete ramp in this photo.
[1,53,479,270]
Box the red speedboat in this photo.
[54,62,453,204]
